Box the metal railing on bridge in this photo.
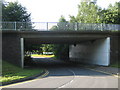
[0,22,120,31]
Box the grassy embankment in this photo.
[1,61,43,83]
[110,61,120,68]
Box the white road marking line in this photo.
[55,69,75,90]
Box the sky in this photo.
[4,0,120,22]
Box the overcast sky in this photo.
[5,0,120,22]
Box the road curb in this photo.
[36,69,49,78]
[1,69,49,86]
[86,67,119,78]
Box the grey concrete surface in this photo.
[88,66,119,75]
[2,33,22,67]
[1,58,118,89]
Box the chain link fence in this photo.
[1,22,120,31]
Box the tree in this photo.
[24,44,43,55]
[70,1,119,24]
[2,2,31,22]
[100,2,120,24]
[50,16,69,31]
[57,16,69,30]
[2,1,32,30]
[70,2,101,23]
[41,44,53,53]
[69,16,77,23]
[50,25,58,31]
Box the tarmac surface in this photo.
[1,57,119,89]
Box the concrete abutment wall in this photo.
[69,38,110,66]
[110,35,119,65]
[2,33,24,67]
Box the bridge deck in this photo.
[2,30,119,44]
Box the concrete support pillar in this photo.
[21,38,24,68]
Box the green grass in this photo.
[1,61,43,83]
[110,61,120,68]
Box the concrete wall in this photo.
[69,37,110,66]
[110,35,119,64]
[2,33,22,67]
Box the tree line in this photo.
[2,1,119,24]
[70,1,120,24]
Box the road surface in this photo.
[1,57,118,89]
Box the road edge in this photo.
[85,67,119,78]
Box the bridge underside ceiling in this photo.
[24,37,106,44]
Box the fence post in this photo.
[15,22,16,30]
[0,22,2,30]
[75,22,78,31]
[47,22,48,31]
[101,23,103,31]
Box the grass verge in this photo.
[110,61,120,68]
[1,61,43,83]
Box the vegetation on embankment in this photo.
[110,61,120,68]
[1,61,43,83]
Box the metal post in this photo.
[0,22,2,30]
[21,38,24,68]
[15,22,16,30]
[47,22,48,31]
[75,22,78,31]
[101,23,103,31]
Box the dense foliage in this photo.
[2,2,31,22]
[24,44,43,55]
[100,2,120,24]
[2,1,32,30]
[70,1,120,24]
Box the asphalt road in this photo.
[1,57,118,89]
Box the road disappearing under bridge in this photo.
[1,57,118,88]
